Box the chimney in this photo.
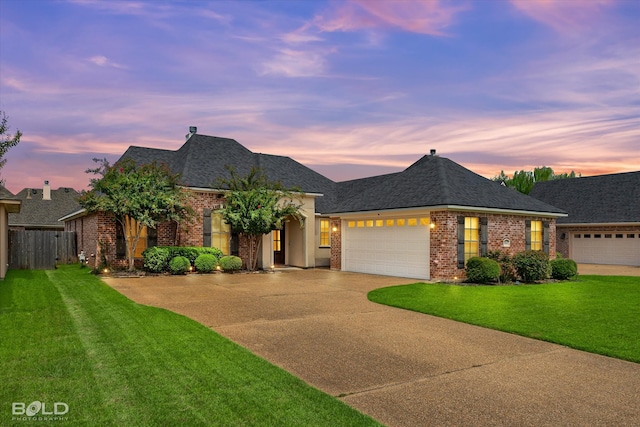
[185,126,197,140]
[430,149,437,156]
[43,180,51,200]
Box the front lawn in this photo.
[368,275,640,363]
[0,266,380,426]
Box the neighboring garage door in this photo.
[571,232,640,266]
[343,217,430,279]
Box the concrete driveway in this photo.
[105,270,640,427]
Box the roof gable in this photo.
[334,155,566,215]
[120,134,337,213]
[9,187,81,228]
[529,171,640,224]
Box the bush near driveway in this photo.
[194,253,218,273]
[551,257,578,280]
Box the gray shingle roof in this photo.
[9,187,81,228]
[333,154,566,215]
[120,134,337,213]
[529,171,640,224]
[120,134,565,216]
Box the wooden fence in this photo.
[9,230,77,270]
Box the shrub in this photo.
[465,257,500,284]
[143,246,224,273]
[551,258,577,280]
[169,256,191,275]
[219,255,242,272]
[513,250,550,283]
[143,246,171,273]
[194,254,218,273]
[486,250,518,283]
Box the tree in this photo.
[492,167,579,194]
[0,111,22,185]
[79,158,193,271]
[217,166,304,272]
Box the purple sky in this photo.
[1,0,639,194]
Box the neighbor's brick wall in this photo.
[330,217,341,270]
[429,210,557,280]
[64,211,120,269]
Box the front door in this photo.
[273,228,285,265]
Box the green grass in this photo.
[0,266,381,426]
[368,275,640,363]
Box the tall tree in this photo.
[0,111,22,185]
[79,158,193,271]
[217,166,303,271]
[492,167,579,194]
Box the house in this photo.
[0,185,21,279]
[9,181,81,230]
[62,129,567,280]
[529,172,640,267]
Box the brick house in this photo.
[62,129,567,280]
[529,171,640,267]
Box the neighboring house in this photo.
[0,185,21,279]
[530,172,640,267]
[9,181,81,230]
[62,129,567,280]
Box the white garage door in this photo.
[343,217,430,279]
[571,232,640,266]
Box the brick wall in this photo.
[430,210,557,280]
[329,217,341,270]
[328,210,557,281]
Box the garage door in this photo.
[343,217,430,279]
[571,232,640,266]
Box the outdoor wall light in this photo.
[430,221,436,229]
[332,226,338,232]
[103,268,109,274]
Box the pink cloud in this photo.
[314,0,467,36]
[510,0,614,33]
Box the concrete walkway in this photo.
[105,270,640,426]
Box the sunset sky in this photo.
[1,0,639,194]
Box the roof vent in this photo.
[430,149,436,156]
[186,126,198,140]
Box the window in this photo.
[464,217,480,263]
[211,213,230,254]
[594,234,602,238]
[530,220,543,251]
[628,234,636,238]
[616,234,623,238]
[366,220,374,227]
[319,219,330,247]
[408,218,418,226]
[348,221,355,228]
[375,219,384,227]
[273,229,281,251]
[605,234,612,238]
[584,234,591,238]
[386,219,394,227]
[397,219,406,226]
[575,234,581,238]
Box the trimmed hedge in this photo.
[194,254,218,273]
[551,257,578,280]
[143,246,223,273]
[169,256,191,275]
[465,257,500,284]
[513,250,550,283]
[486,250,517,283]
[219,255,242,272]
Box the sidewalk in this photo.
[106,270,640,426]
